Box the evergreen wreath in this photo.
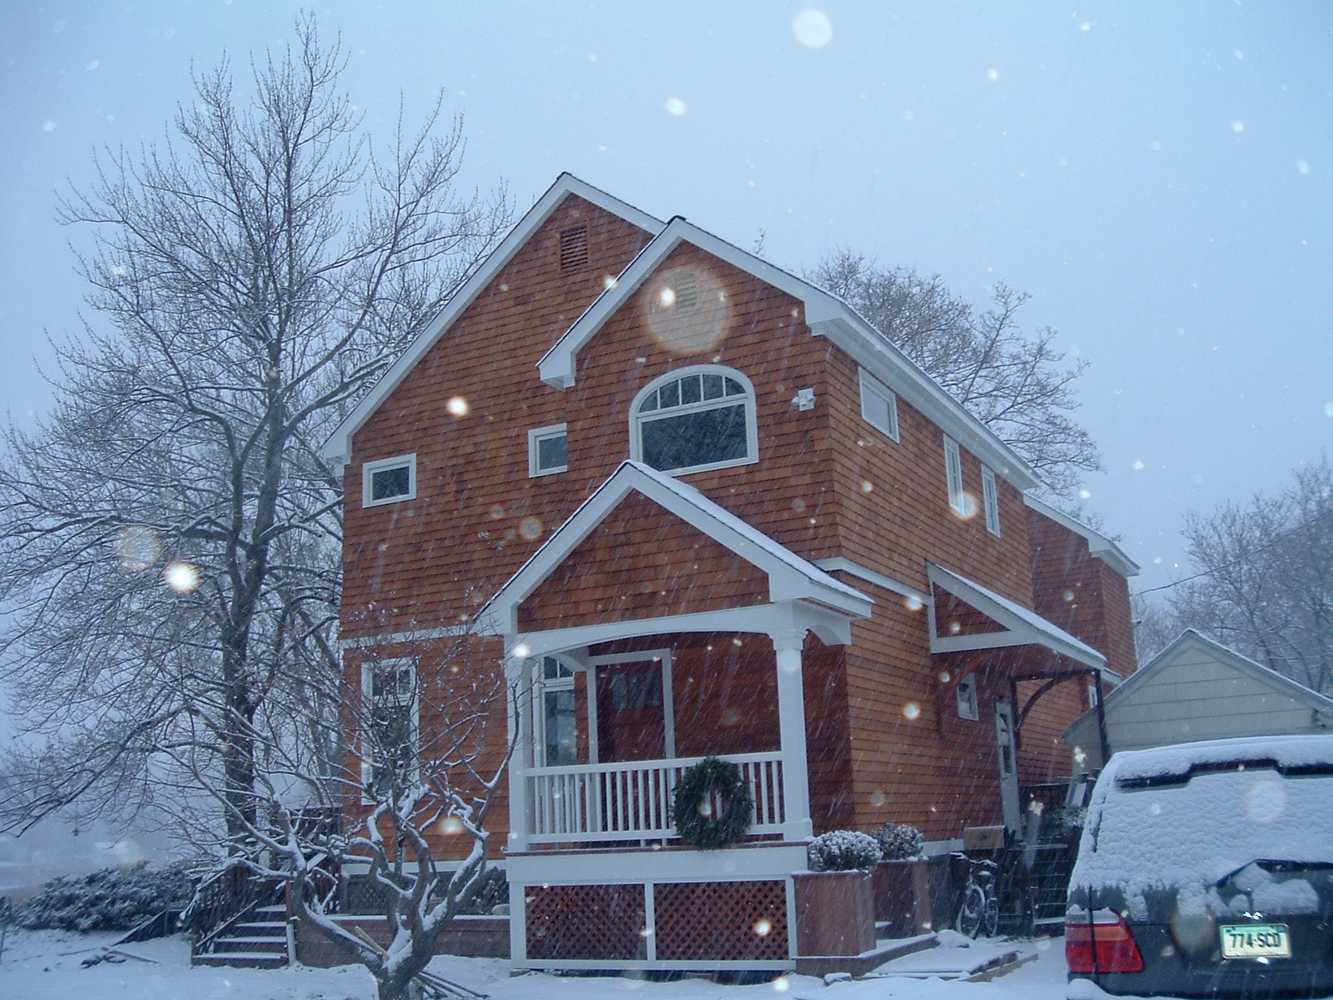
[672,756,754,849]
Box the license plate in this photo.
[1219,923,1291,960]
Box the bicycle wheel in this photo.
[954,883,985,938]
[981,893,1000,937]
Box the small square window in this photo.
[859,369,900,442]
[528,423,568,477]
[362,454,416,508]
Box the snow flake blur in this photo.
[791,9,833,48]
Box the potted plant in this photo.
[792,831,881,956]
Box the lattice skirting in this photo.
[654,880,788,962]
[525,883,647,961]
[521,879,789,965]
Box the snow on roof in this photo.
[1064,628,1333,742]
[626,461,869,604]
[538,214,1041,492]
[927,563,1107,668]
[477,460,871,632]
[320,173,662,463]
[1022,495,1140,577]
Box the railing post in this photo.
[770,628,814,841]
[505,652,533,853]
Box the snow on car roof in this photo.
[1110,733,1333,784]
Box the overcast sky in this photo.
[2,1,1330,594]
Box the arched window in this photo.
[629,366,758,475]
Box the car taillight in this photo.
[1066,909,1145,974]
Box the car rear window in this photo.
[1072,762,1333,914]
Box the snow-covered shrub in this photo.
[807,830,883,872]
[875,821,925,861]
[14,861,194,932]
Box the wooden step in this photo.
[213,935,287,952]
[193,951,288,969]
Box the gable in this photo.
[933,590,1008,637]
[517,490,769,632]
[322,174,661,464]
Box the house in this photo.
[1064,628,1333,771]
[319,174,1140,973]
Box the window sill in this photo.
[648,454,759,478]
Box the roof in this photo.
[320,174,663,464]
[1024,495,1140,577]
[1064,628,1333,741]
[926,563,1107,669]
[537,215,1041,492]
[476,460,873,635]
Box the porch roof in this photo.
[926,563,1107,669]
[476,460,873,636]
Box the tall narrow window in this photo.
[362,660,418,798]
[859,368,899,442]
[537,657,578,766]
[528,423,568,477]
[631,365,758,475]
[981,465,1001,536]
[362,453,417,508]
[943,436,965,514]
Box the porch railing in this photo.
[524,751,786,844]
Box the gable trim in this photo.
[476,461,873,635]
[1024,495,1140,577]
[1063,628,1333,743]
[537,216,1039,492]
[320,174,663,464]
[927,563,1106,669]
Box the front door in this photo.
[595,660,667,762]
[994,701,1022,833]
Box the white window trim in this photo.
[360,658,419,803]
[532,655,578,767]
[361,453,417,508]
[981,464,1001,536]
[956,672,980,721]
[527,423,568,478]
[628,365,759,477]
[858,368,900,442]
[943,435,965,514]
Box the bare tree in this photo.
[812,251,1100,496]
[179,629,516,1000]
[0,15,509,841]
[1146,457,1332,692]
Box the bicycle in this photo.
[952,853,1000,938]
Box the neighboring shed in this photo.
[1064,628,1332,770]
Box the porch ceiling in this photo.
[476,461,873,638]
[926,563,1106,669]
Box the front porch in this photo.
[476,462,875,971]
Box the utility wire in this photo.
[1132,507,1333,599]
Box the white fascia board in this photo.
[927,563,1106,669]
[476,461,872,634]
[320,173,662,464]
[814,557,930,606]
[1023,495,1141,577]
[538,217,1039,493]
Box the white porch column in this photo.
[770,628,814,841]
[504,652,533,853]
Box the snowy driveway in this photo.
[0,930,1072,1000]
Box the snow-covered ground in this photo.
[0,929,1071,1000]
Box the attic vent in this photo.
[559,225,589,270]
[675,273,699,310]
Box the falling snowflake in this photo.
[1078,488,1093,500]
[446,395,469,417]
[115,525,161,571]
[1132,458,1145,471]
[664,96,687,117]
[902,702,921,721]
[42,119,57,132]
[1078,20,1094,32]
[791,9,833,48]
[85,58,100,71]
[1297,159,1311,175]
[1231,120,1245,134]
[986,67,1000,82]
[163,561,201,595]
[439,815,464,835]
